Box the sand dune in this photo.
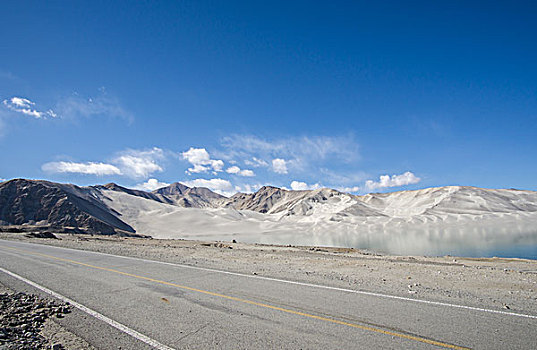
[97,186,537,257]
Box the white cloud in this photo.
[2,97,56,119]
[226,166,255,177]
[337,186,361,193]
[182,147,224,174]
[211,159,224,172]
[3,91,128,122]
[365,171,421,191]
[186,164,208,173]
[182,147,210,165]
[41,161,121,176]
[239,169,255,177]
[10,97,32,108]
[290,181,321,191]
[214,134,361,181]
[54,91,132,122]
[319,168,368,186]
[244,157,268,168]
[42,147,166,179]
[181,178,235,197]
[272,158,288,174]
[226,166,241,174]
[113,147,165,178]
[135,178,170,191]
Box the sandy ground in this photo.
[1,232,536,318]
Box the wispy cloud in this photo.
[186,134,362,194]
[319,168,368,187]
[2,97,56,119]
[135,178,170,191]
[220,134,359,170]
[2,88,131,126]
[272,158,288,174]
[0,71,20,82]
[54,90,132,123]
[244,157,268,168]
[42,161,121,176]
[182,147,224,174]
[365,171,421,191]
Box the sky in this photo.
[1,1,536,196]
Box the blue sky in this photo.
[1,1,536,195]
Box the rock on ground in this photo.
[0,282,93,350]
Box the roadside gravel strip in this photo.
[0,285,67,349]
[0,281,93,350]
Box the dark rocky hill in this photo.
[0,179,135,235]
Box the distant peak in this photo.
[103,182,120,189]
[152,182,190,195]
[101,182,137,192]
[257,185,285,192]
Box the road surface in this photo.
[0,239,536,349]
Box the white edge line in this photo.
[0,266,175,350]
[3,239,537,320]
[156,259,537,320]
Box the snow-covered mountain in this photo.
[2,179,536,256]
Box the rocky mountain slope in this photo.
[0,179,134,234]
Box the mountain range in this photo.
[1,178,536,255]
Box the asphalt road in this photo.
[0,239,536,349]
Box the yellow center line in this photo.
[0,245,470,350]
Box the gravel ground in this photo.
[1,232,537,317]
[0,281,93,350]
